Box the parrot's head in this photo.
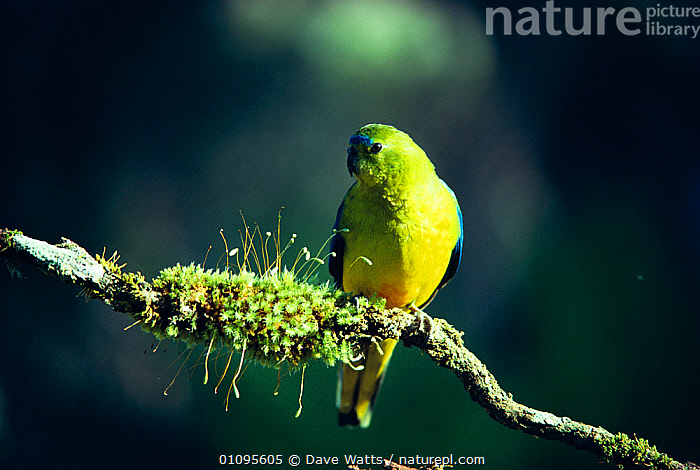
[346,124,435,188]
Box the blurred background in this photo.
[2,0,698,468]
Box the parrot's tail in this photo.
[336,338,398,428]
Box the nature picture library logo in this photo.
[485,1,700,38]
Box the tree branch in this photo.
[1,229,696,470]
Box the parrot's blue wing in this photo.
[329,200,345,289]
[439,205,463,289]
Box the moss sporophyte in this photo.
[91,218,373,414]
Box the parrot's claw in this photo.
[409,303,433,347]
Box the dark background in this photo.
[2,0,698,468]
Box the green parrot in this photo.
[329,124,463,427]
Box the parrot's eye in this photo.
[369,143,383,153]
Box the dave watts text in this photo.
[307,454,485,466]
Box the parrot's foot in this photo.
[410,303,433,347]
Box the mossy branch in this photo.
[1,229,697,470]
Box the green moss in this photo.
[122,263,365,370]
[597,432,674,469]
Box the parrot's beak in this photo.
[347,146,359,177]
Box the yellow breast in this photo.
[339,179,460,309]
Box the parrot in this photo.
[329,123,463,428]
